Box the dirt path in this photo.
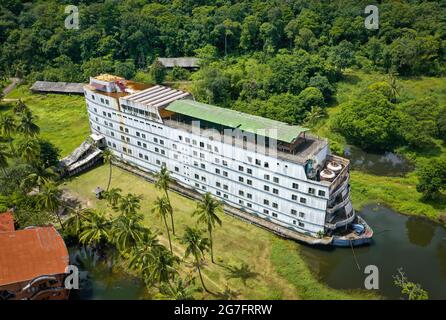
[2,77,21,96]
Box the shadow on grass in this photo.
[225,262,259,287]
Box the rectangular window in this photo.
[308,187,316,195]
[247,179,252,186]
[200,142,204,148]
[292,194,298,201]
[300,197,307,204]
[291,209,297,216]
[215,168,220,174]
[263,209,269,215]
[222,160,228,166]
[272,213,278,218]
[247,203,252,208]
[264,174,270,180]
[299,221,305,228]
[263,199,269,205]
[264,162,269,168]
[292,183,299,190]
[318,190,326,197]
[264,185,270,192]
[273,177,279,183]
[299,212,305,218]
[238,190,244,196]
[239,176,244,183]
[273,188,279,195]
[223,171,228,177]
[238,165,244,172]
[247,193,252,199]
[247,168,252,175]
[255,159,261,166]
[272,203,278,209]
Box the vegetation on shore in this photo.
[62,163,376,300]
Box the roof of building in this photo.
[0,212,14,233]
[166,100,308,143]
[30,81,85,94]
[157,57,200,68]
[0,226,69,286]
[123,85,191,108]
[94,74,124,82]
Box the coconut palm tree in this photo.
[387,72,399,103]
[193,192,222,263]
[112,213,147,252]
[78,210,111,246]
[13,99,30,115]
[21,164,58,191]
[0,113,16,154]
[37,180,64,230]
[17,110,40,137]
[181,227,210,293]
[143,246,179,286]
[0,144,10,176]
[161,275,196,300]
[16,137,40,163]
[103,187,122,208]
[152,196,173,253]
[155,164,175,235]
[118,193,142,216]
[129,231,163,271]
[102,149,115,191]
[304,106,326,127]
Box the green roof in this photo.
[166,100,308,143]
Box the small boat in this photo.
[331,215,373,247]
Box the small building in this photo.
[30,81,85,95]
[157,57,200,69]
[0,212,70,300]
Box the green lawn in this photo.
[62,164,375,300]
[4,85,90,156]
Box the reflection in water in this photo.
[344,146,413,176]
[69,246,148,300]
[300,205,446,299]
[406,217,436,247]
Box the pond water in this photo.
[344,145,414,176]
[68,246,148,300]
[300,205,446,299]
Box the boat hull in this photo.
[331,216,374,247]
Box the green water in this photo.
[68,246,148,300]
[300,205,446,299]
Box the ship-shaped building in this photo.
[83,74,372,246]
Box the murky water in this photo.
[300,205,446,299]
[344,145,413,176]
[68,246,148,300]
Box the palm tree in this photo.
[143,246,179,286]
[387,72,399,103]
[0,113,16,154]
[181,227,211,293]
[152,196,173,253]
[155,164,175,235]
[102,149,115,191]
[129,231,163,271]
[304,106,326,127]
[160,275,196,300]
[0,144,10,176]
[16,137,40,163]
[118,193,142,216]
[78,210,111,246]
[112,213,147,252]
[193,192,222,263]
[103,187,122,208]
[13,99,29,115]
[17,110,40,137]
[21,164,58,191]
[37,180,64,230]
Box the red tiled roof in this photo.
[0,226,69,286]
[0,212,15,233]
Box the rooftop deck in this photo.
[164,119,328,165]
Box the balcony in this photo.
[325,201,355,230]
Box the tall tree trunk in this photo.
[195,255,209,293]
[165,190,175,235]
[163,215,173,253]
[209,228,214,263]
[55,209,65,231]
[106,163,112,191]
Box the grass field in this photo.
[62,164,375,300]
[4,85,90,156]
